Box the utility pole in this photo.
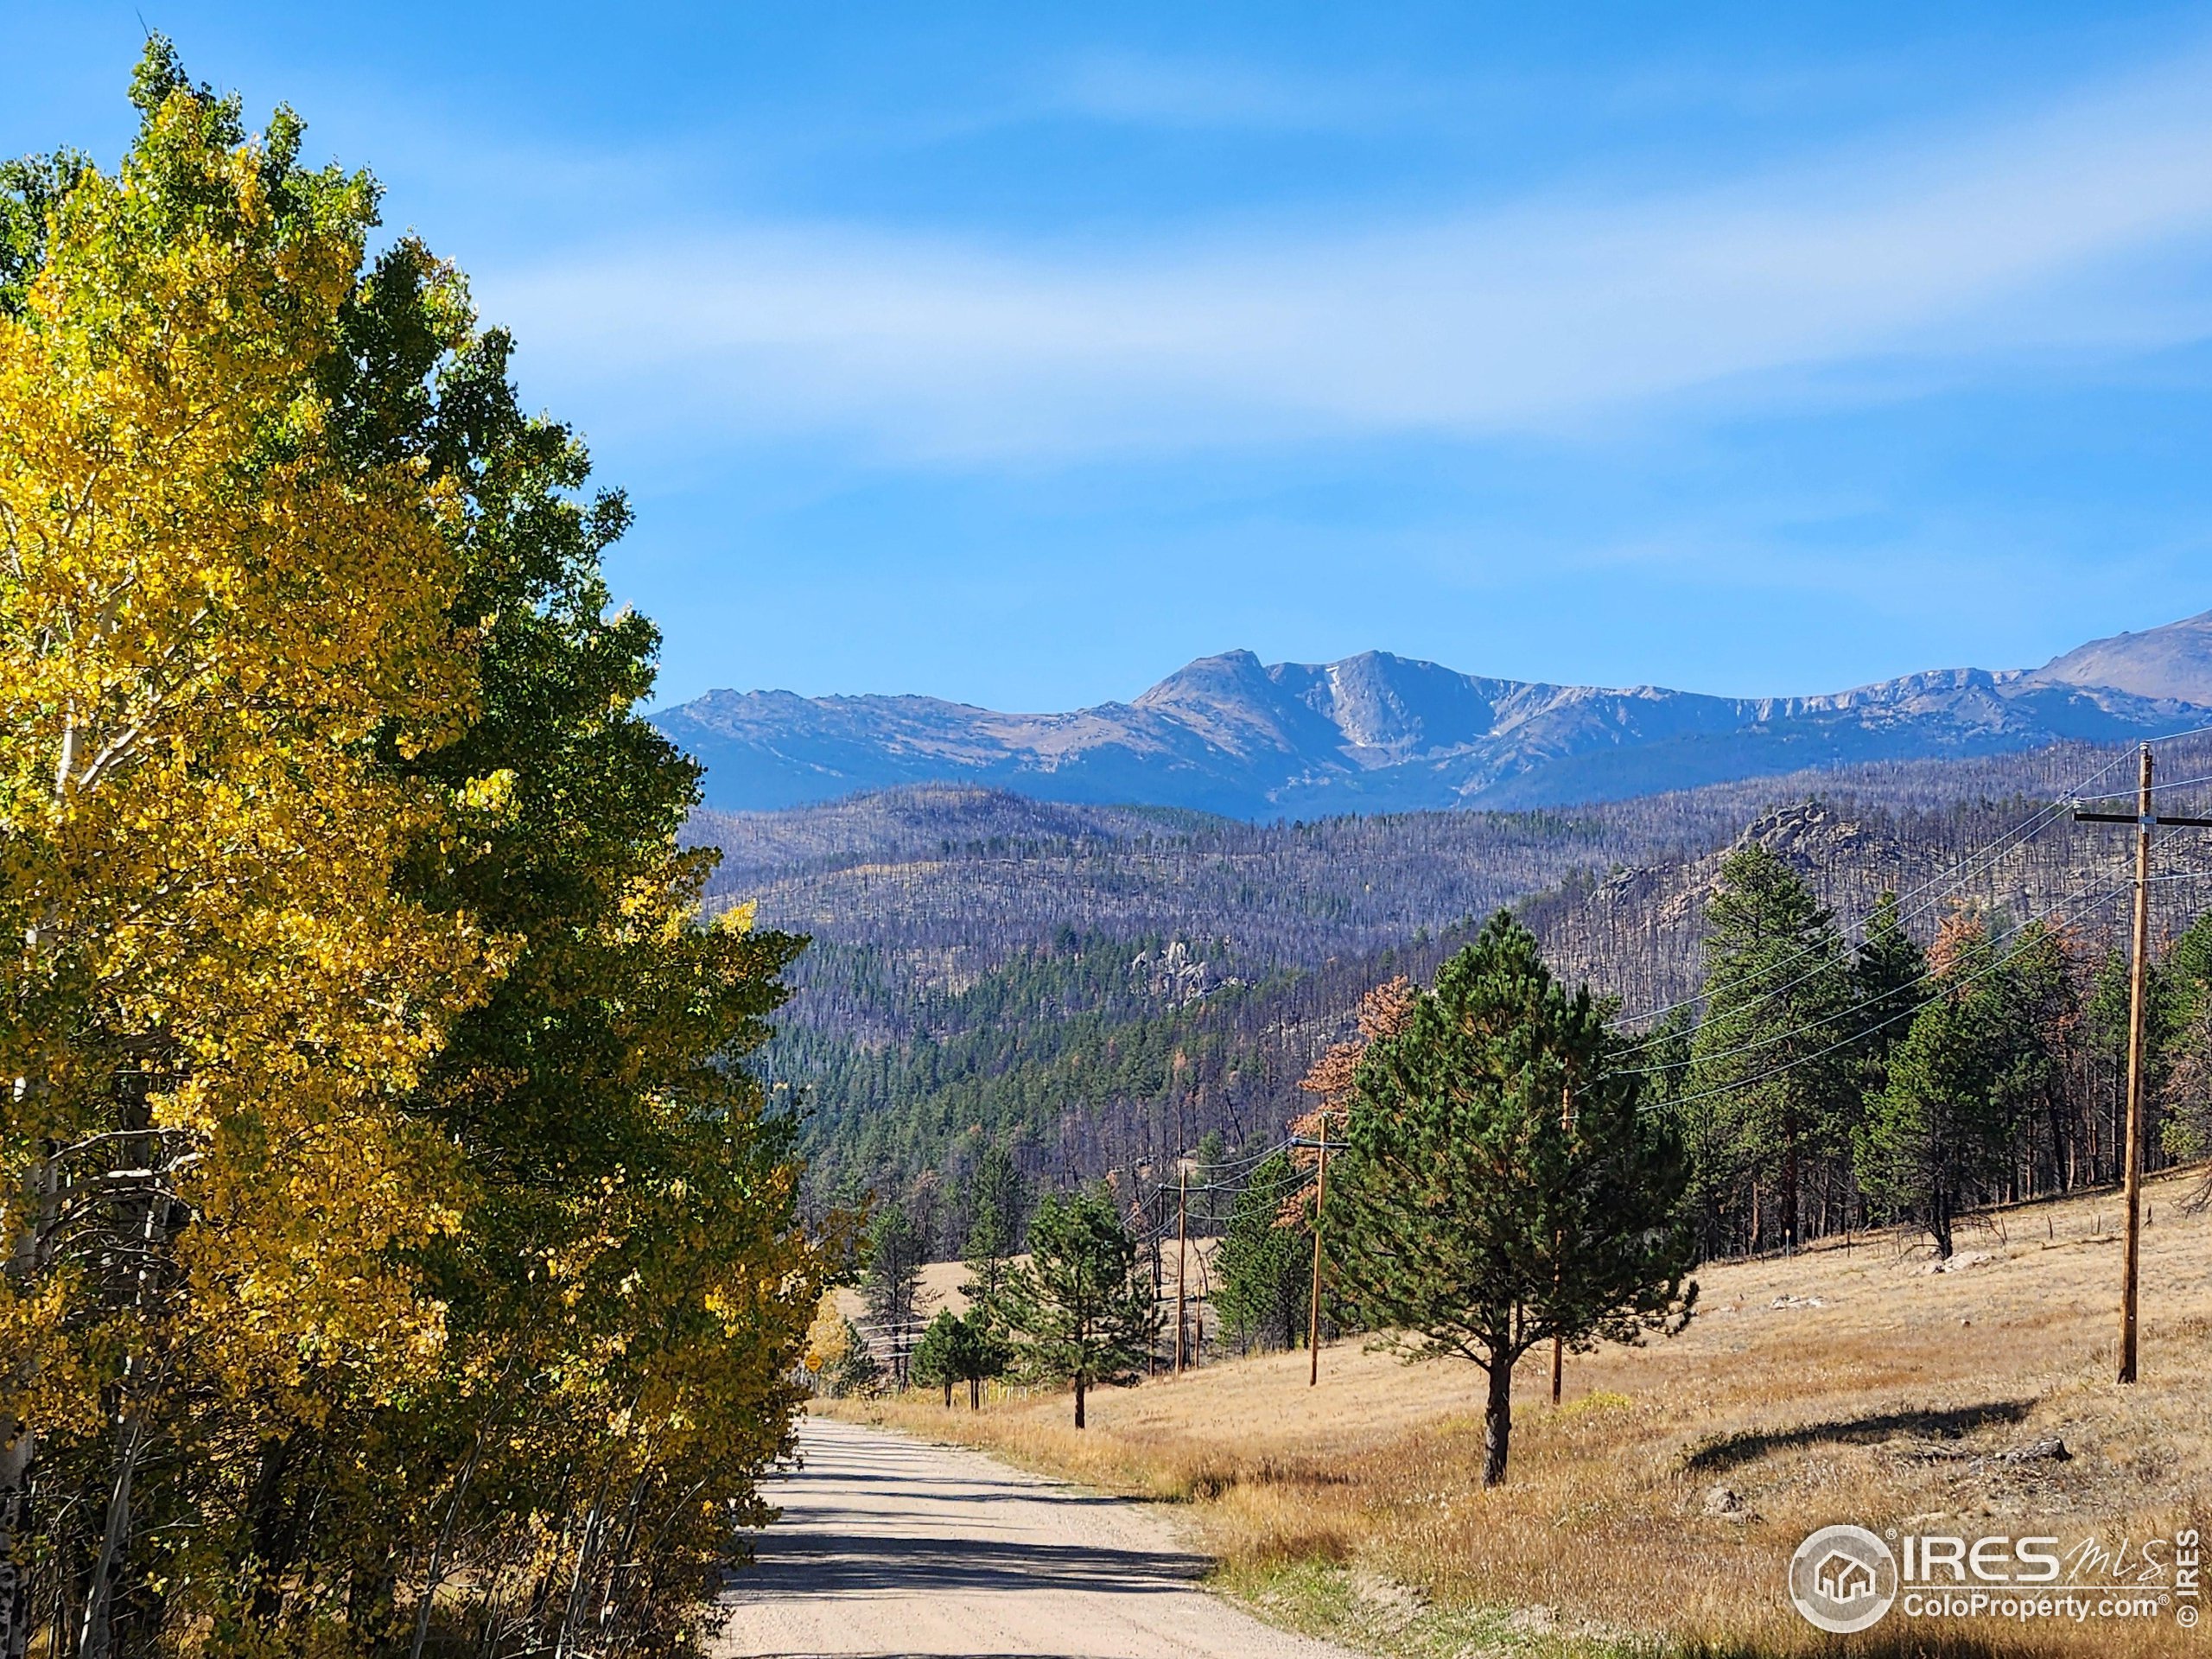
[1138,1186,1160,1378]
[1193,1249,1205,1362]
[1175,1161,1188,1376]
[1308,1109,1330,1387]
[1551,1077,1573,1406]
[2073,744,2212,1384]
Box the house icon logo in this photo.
[1789,1525,1897,1633]
[1815,1550,1875,1602]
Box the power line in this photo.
[1187,1137,1298,1174]
[1608,730,2212,1046]
[1605,783,2081,1050]
[1128,1136,1300,1209]
[2072,769,2212,804]
[1629,807,2212,1083]
[1129,1149,1313,1225]
[1611,847,2145,1080]
[1662,845,2167,1090]
[1638,843,2212,1117]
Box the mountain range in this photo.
[655,609,2212,819]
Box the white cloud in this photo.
[480,48,2212,461]
[1046,51,1419,131]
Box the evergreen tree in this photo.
[825,1319,885,1398]
[1853,891,1928,1084]
[912,1307,1003,1408]
[1002,1186,1157,1427]
[862,1206,931,1385]
[912,1308,961,1406]
[960,1141,1027,1328]
[2082,943,2177,1183]
[2160,996,2212,1173]
[1634,1005,1697,1113]
[2164,910,2212,1027]
[1990,918,2075,1195]
[2157,913,2212,1181]
[1858,914,2024,1256]
[1211,1151,1311,1353]
[1332,913,1696,1486]
[2084,945,2133,1182]
[1685,841,1858,1253]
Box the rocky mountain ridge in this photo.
[658,610,2212,819]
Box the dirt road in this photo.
[714,1414,1359,1658]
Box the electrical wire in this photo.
[1132,1135,1298,1199]
[1128,1141,1312,1221]
[1614,726,2212,1039]
[1610,726,2212,1049]
[1611,844,2152,1080]
[2068,768,2212,804]
[1637,842,2212,1116]
[1610,779,2099,1047]
[1180,1136,1299,1175]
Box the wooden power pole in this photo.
[1141,1186,1159,1379]
[1192,1250,1205,1359]
[1308,1110,1330,1387]
[1175,1161,1188,1376]
[1551,1078,1573,1406]
[2073,744,2212,1384]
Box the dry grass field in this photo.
[831,1237,1225,1330]
[826,1169,2212,1657]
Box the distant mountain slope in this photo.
[707,732,2212,1218]
[2027,609,2212,704]
[656,612,2212,817]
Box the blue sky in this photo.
[10,4,2212,709]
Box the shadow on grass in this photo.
[1681,1399,2037,1475]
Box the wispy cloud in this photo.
[482,48,2212,462]
[1039,48,1923,135]
[1045,51,1421,131]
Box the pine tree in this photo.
[1002,1186,1157,1427]
[1212,1151,1311,1353]
[826,1319,885,1398]
[1634,1005,1697,1114]
[2164,910,2212,1026]
[862,1206,931,1385]
[1685,841,1858,1254]
[2082,943,2174,1184]
[1990,918,2075,1197]
[912,1307,1002,1408]
[960,1141,1027,1329]
[1857,912,2024,1256]
[1853,891,1928,1084]
[912,1308,961,1407]
[2158,913,2212,1181]
[1331,913,1695,1486]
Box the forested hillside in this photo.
[696,730,2212,1233]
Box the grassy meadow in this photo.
[825,1168,2212,1657]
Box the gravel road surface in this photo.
[714,1415,1361,1658]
